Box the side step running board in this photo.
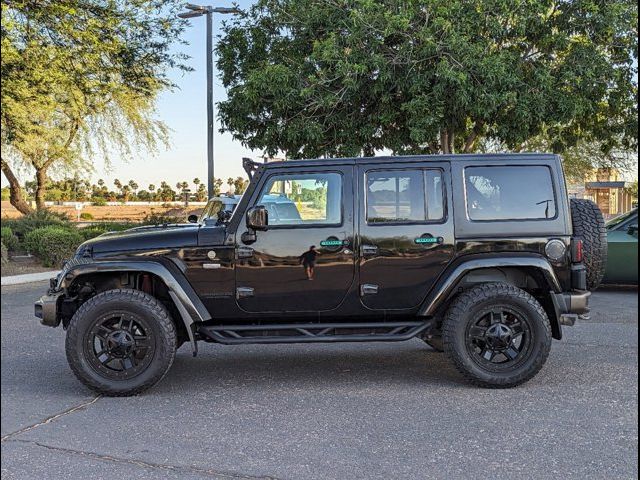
[198,321,433,345]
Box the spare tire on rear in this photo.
[570,198,607,291]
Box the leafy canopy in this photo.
[217,0,638,158]
[1,1,188,206]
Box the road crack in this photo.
[5,438,282,480]
[1,396,101,442]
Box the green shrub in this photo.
[2,209,71,239]
[24,226,83,267]
[1,241,8,265]
[91,197,107,206]
[79,212,94,220]
[1,226,20,251]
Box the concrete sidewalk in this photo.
[1,271,58,286]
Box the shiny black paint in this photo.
[85,224,200,254]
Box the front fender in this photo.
[418,254,562,317]
[58,258,211,354]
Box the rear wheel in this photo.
[65,289,177,396]
[442,283,552,388]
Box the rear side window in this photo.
[366,169,444,223]
[464,166,556,221]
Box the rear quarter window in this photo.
[464,166,556,221]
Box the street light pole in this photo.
[205,9,214,198]
[179,4,241,199]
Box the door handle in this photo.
[414,235,444,245]
[361,244,378,256]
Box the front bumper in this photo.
[551,290,591,327]
[35,274,64,327]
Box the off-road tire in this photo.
[442,283,552,388]
[66,289,177,396]
[570,198,607,291]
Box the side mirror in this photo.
[627,224,638,236]
[246,206,268,231]
[187,214,198,223]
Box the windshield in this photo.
[198,200,223,223]
[606,208,638,230]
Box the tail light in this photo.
[572,238,584,263]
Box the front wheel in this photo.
[65,289,177,396]
[442,283,552,388]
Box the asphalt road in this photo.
[1,282,638,480]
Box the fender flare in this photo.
[58,258,211,354]
[418,254,562,318]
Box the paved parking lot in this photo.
[1,282,638,479]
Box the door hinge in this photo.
[360,284,379,296]
[236,287,254,299]
[236,246,254,259]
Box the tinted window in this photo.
[257,173,342,226]
[366,169,444,223]
[465,166,556,221]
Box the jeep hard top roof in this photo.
[250,152,558,169]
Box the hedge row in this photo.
[24,226,84,267]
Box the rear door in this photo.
[358,162,455,310]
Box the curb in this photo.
[1,271,59,286]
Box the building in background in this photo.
[577,168,635,218]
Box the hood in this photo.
[82,223,206,255]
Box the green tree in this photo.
[217,0,637,159]
[214,178,224,196]
[1,1,188,212]
[195,183,208,201]
[233,177,249,195]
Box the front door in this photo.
[358,162,455,310]
[235,166,355,313]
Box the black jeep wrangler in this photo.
[35,154,606,395]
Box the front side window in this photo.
[366,169,444,223]
[257,172,342,226]
[465,166,556,221]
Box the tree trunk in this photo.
[440,130,450,154]
[1,159,33,215]
[35,168,47,210]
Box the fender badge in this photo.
[207,251,217,260]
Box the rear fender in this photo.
[418,254,564,339]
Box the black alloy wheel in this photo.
[465,308,532,369]
[85,311,155,380]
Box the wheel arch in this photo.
[59,259,210,354]
[419,254,564,339]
